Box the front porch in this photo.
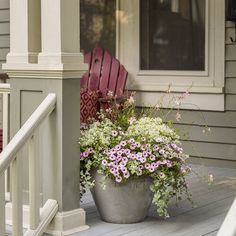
[71,164,235,236]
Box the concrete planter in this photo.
[91,170,154,223]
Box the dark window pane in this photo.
[80,0,116,56]
[140,0,205,71]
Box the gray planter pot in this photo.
[91,170,154,224]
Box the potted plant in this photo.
[79,93,192,223]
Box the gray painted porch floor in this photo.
[6,165,234,236]
[72,165,236,236]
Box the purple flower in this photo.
[145,144,151,149]
[122,157,128,163]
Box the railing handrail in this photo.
[0,93,56,174]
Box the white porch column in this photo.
[38,0,87,69]
[3,0,89,235]
[6,0,41,64]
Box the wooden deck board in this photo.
[72,165,236,236]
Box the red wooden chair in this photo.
[80,47,128,123]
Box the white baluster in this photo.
[0,173,5,236]
[11,157,23,236]
[3,92,10,198]
[28,135,40,229]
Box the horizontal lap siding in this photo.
[169,22,236,164]
[0,1,9,75]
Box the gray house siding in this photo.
[0,0,9,76]
[173,21,236,167]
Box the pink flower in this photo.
[115,145,122,151]
[145,163,151,169]
[120,141,127,147]
[115,176,122,183]
[149,167,155,172]
[112,130,118,137]
[124,172,130,178]
[150,155,156,161]
[142,151,148,158]
[135,142,141,148]
[130,143,136,150]
[102,160,108,166]
[128,138,135,143]
[124,149,131,155]
[175,112,181,122]
[159,149,165,155]
[180,91,190,99]
[128,117,136,125]
[107,90,114,97]
[137,170,142,176]
[83,151,89,158]
[140,158,146,163]
[153,145,159,151]
[159,172,165,178]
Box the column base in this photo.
[46,208,89,235]
[5,203,89,235]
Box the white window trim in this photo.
[117,0,225,111]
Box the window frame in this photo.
[117,0,225,110]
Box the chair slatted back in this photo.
[81,47,128,98]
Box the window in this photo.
[80,0,116,56]
[117,0,225,110]
[140,0,205,71]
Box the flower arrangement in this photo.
[80,93,192,218]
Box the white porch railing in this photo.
[0,93,58,236]
[0,83,11,201]
[217,198,236,236]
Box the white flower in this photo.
[127,96,135,104]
